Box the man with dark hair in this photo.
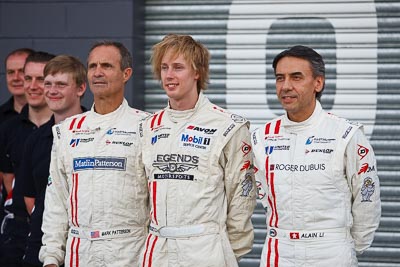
[20,55,87,267]
[40,42,149,267]
[0,51,55,266]
[251,45,381,266]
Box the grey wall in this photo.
[0,0,145,110]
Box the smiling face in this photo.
[275,56,324,122]
[24,62,48,109]
[160,50,199,110]
[6,53,30,97]
[44,72,85,114]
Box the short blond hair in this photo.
[151,34,210,93]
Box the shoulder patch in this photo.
[231,114,245,123]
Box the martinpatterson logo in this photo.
[73,157,126,171]
[186,125,217,135]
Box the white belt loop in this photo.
[267,227,350,241]
[149,222,219,239]
[69,226,143,240]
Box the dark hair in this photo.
[88,40,132,70]
[272,45,325,100]
[44,55,87,87]
[4,48,34,66]
[24,51,56,71]
[151,34,210,92]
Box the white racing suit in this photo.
[138,92,256,267]
[39,99,149,267]
[251,101,381,267]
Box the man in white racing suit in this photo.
[251,45,381,267]
[139,34,256,267]
[39,41,149,267]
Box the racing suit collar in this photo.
[166,92,206,123]
[87,98,128,129]
[282,100,323,131]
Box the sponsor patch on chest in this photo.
[73,157,127,171]
[179,132,211,151]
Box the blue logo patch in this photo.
[73,157,126,171]
[265,146,274,155]
[306,136,314,145]
[70,139,80,147]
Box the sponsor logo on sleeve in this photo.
[342,126,353,139]
[357,144,369,160]
[231,114,245,123]
[139,123,143,137]
[223,123,236,137]
[252,131,258,145]
[361,177,375,202]
[240,160,251,171]
[241,142,252,156]
[241,173,253,197]
[358,163,376,175]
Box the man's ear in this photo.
[123,68,133,83]
[315,76,324,93]
[77,83,87,97]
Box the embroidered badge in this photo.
[361,177,375,202]
[241,173,253,197]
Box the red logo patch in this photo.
[357,144,369,160]
[241,142,252,156]
[290,232,300,239]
